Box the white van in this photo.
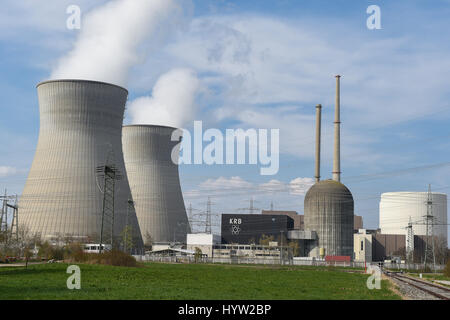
[83,244,112,253]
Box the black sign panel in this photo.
[221,214,294,244]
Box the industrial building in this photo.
[262,210,363,233]
[187,233,221,257]
[353,230,372,262]
[221,214,294,244]
[304,76,354,259]
[20,80,143,248]
[122,125,191,244]
[261,210,304,229]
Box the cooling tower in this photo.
[122,125,191,244]
[20,80,143,249]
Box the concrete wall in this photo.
[20,80,143,248]
[372,233,405,261]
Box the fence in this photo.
[133,255,291,265]
[133,254,446,271]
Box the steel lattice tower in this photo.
[406,217,414,263]
[205,197,212,234]
[423,184,436,270]
[96,164,122,252]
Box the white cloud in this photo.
[186,175,313,198]
[0,166,18,178]
[289,177,314,196]
[146,13,450,167]
[127,68,200,128]
[51,0,185,87]
[199,176,253,191]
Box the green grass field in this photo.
[0,262,400,300]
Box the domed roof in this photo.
[305,179,353,200]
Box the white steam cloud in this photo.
[128,68,200,128]
[51,0,182,87]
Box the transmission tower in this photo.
[237,197,260,214]
[0,192,19,243]
[96,163,122,252]
[406,216,414,263]
[0,190,7,237]
[8,195,19,241]
[205,197,212,234]
[423,184,436,271]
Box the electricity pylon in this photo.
[423,184,436,271]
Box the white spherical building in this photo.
[379,192,447,242]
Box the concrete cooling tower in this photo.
[122,125,191,244]
[20,80,143,249]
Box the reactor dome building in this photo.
[122,125,191,244]
[304,75,354,258]
[20,80,144,248]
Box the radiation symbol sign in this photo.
[231,225,241,235]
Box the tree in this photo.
[434,236,448,265]
[288,241,300,257]
[259,234,275,246]
[144,231,153,251]
[120,225,134,254]
[444,260,450,277]
[194,247,203,263]
[24,248,32,268]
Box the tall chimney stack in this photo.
[315,104,322,183]
[333,75,341,182]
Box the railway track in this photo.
[386,271,450,300]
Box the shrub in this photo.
[97,250,138,267]
[65,248,138,267]
[64,243,88,263]
[444,260,450,277]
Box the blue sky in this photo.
[1,0,450,239]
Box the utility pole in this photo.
[270,200,274,211]
[423,184,436,271]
